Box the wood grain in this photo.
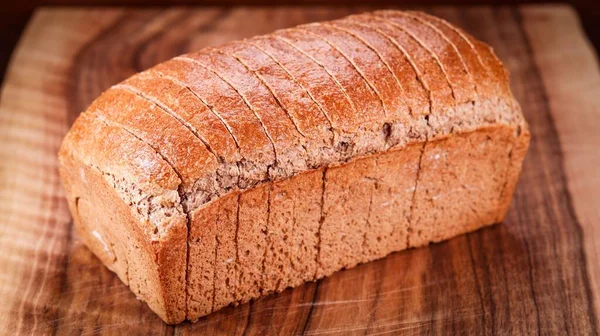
[1,5,599,335]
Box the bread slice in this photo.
[58,10,529,324]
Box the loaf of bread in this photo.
[58,10,529,324]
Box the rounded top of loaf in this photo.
[59,10,527,236]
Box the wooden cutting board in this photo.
[1,5,599,335]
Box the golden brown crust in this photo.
[330,19,430,116]
[87,87,219,191]
[120,71,239,163]
[407,11,488,98]
[180,50,309,178]
[375,10,477,105]
[250,35,357,133]
[349,14,455,114]
[302,22,410,122]
[153,58,276,188]
[60,112,180,198]
[276,27,384,124]
[222,41,334,162]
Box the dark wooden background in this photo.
[1,0,600,87]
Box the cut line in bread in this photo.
[175,56,280,165]
[298,24,388,117]
[325,21,412,115]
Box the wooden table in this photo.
[1,5,599,335]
